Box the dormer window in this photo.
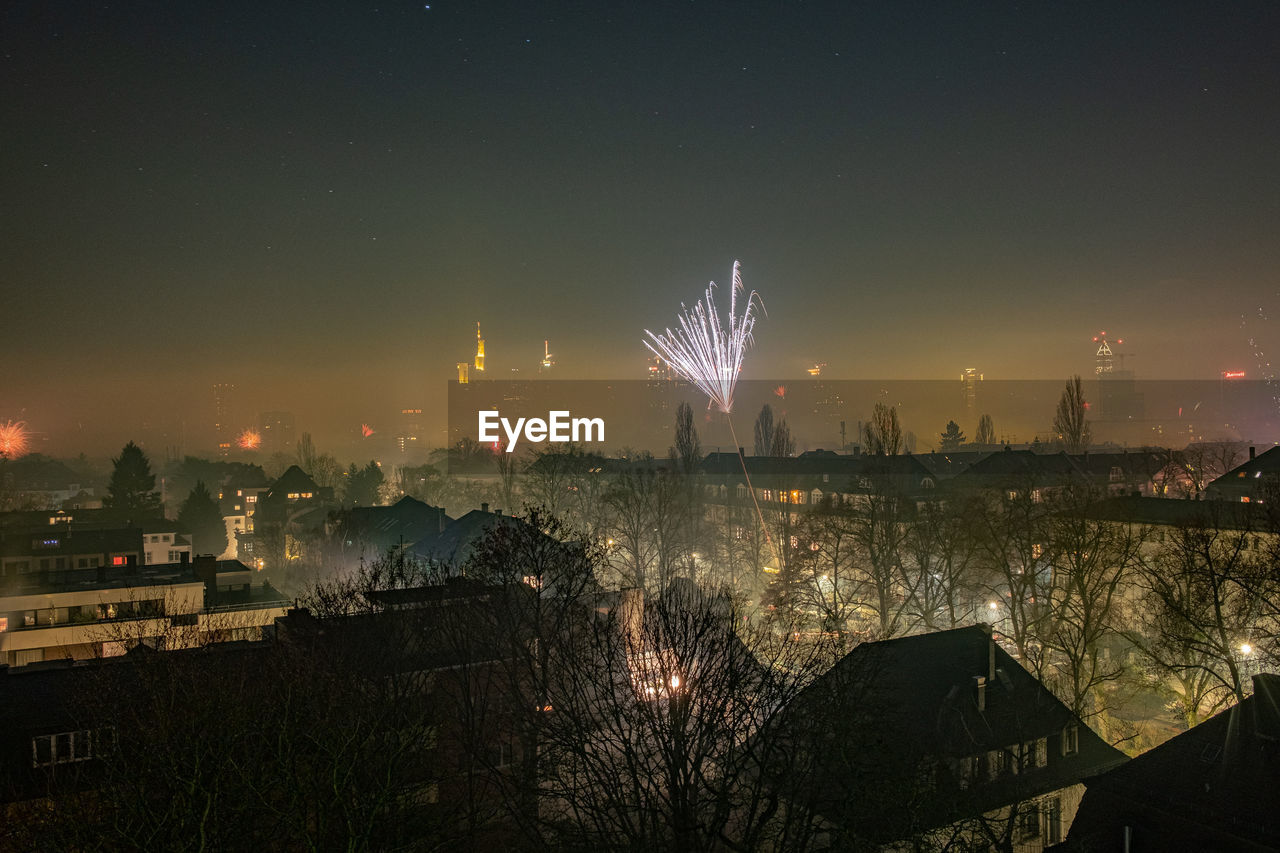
[1062,724,1078,756]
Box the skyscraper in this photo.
[212,383,236,456]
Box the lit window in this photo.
[111,556,126,567]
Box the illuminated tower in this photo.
[474,322,485,373]
[1092,332,1143,421]
[961,368,982,413]
[540,339,555,373]
[457,362,470,384]
[1093,331,1116,374]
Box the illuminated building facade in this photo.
[258,411,296,454]
[1091,333,1143,421]
[212,383,236,457]
[961,368,982,414]
[474,322,485,373]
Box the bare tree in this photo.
[1040,486,1147,720]
[671,401,701,475]
[1128,506,1262,722]
[974,413,996,446]
[753,404,775,457]
[769,418,795,458]
[1052,375,1091,453]
[862,402,902,456]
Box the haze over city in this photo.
[3,1,1280,454]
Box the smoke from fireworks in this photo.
[643,260,762,414]
[237,428,262,450]
[0,420,30,459]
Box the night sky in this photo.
[3,1,1279,452]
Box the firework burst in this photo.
[361,423,375,438]
[644,260,763,414]
[237,428,262,450]
[644,261,770,540]
[0,420,30,459]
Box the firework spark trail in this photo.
[644,261,762,414]
[238,428,262,450]
[1243,306,1280,414]
[644,261,771,541]
[0,420,30,459]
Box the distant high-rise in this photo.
[457,362,470,384]
[213,383,236,456]
[1093,331,1116,374]
[258,411,296,453]
[1092,332,1143,421]
[961,368,982,414]
[396,408,425,455]
[474,322,485,373]
[540,339,555,373]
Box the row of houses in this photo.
[2,566,1274,850]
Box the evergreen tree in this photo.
[104,441,163,518]
[939,420,965,451]
[345,461,385,506]
[178,481,229,557]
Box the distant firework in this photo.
[361,423,375,438]
[237,428,262,450]
[643,260,763,413]
[0,420,29,459]
[1243,306,1280,413]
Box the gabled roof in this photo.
[338,496,447,547]
[410,508,524,567]
[1086,495,1268,529]
[697,452,937,490]
[951,449,1082,485]
[1063,673,1280,851]
[1067,450,1167,481]
[782,625,1125,842]
[1208,445,1280,493]
[267,465,320,497]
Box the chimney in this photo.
[1250,446,1256,460]
[979,622,996,681]
[495,508,503,516]
[194,555,218,606]
[180,551,190,566]
[974,676,987,712]
[481,502,489,513]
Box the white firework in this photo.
[643,260,763,413]
[644,260,771,542]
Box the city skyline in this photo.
[3,1,1279,454]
